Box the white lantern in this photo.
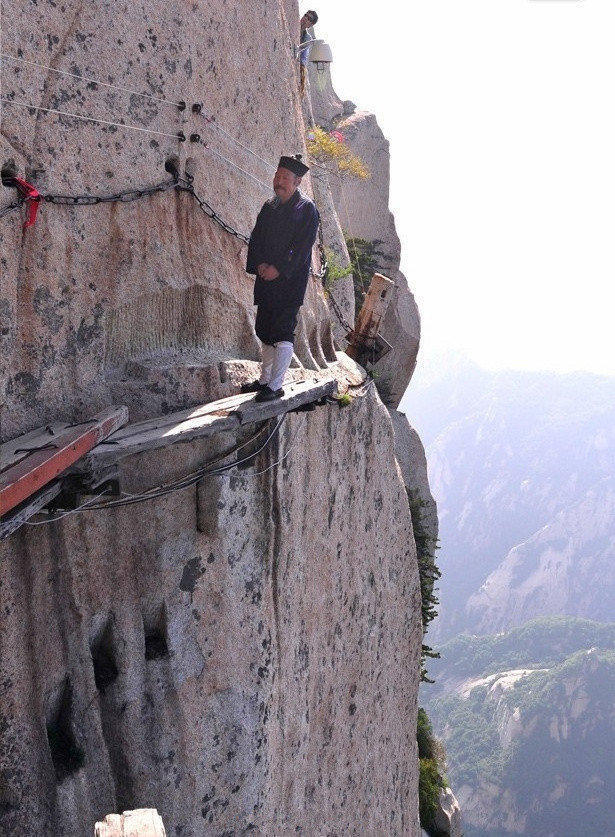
[310,40,333,73]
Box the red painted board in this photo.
[0,407,128,517]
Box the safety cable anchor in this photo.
[164,155,181,181]
[191,103,202,114]
[177,100,186,112]
[189,133,201,144]
[177,131,186,142]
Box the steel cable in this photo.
[1,97,183,140]
[202,144,272,193]
[0,52,184,108]
[202,117,277,172]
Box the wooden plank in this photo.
[1,421,72,474]
[82,411,242,469]
[236,378,337,424]
[102,392,251,442]
[0,481,62,540]
[83,378,337,469]
[0,407,128,516]
[346,272,394,360]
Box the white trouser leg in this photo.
[269,341,294,391]
[259,343,276,385]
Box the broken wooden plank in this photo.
[101,392,251,442]
[83,378,337,469]
[346,272,395,361]
[0,481,62,540]
[0,407,128,517]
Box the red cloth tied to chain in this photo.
[13,177,41,229]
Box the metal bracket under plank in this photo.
[0,406,128,517]
[81,378,337,470]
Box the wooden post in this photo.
[346,273,394,361]
[94,808,166,837]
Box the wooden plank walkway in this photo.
[0,407,128,517]
[79,378,336,469]
[0,379,336,536]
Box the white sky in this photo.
[317,0,615,375]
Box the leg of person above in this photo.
[240,342,274,393]
[255,307,299,402]
[255,340,294,401]
[269,341,294,391]
[259,342,275,385]
[255,341,294,401]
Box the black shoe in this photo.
[240,380,267,393]
[254,385,284,402]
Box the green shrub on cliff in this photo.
[344,236,389,312]
[322,246,353,293]
[419,757,443,833]
[406,489,441,683]
[418,709,449,834]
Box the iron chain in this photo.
[2,175,251,243]
[178,182,250,244]
[43,178,178,207]
[2,177,352,333]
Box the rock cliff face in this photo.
[467,477,615,633]
[307,64,421,408]
[1,2,429,835]
[0,395,422,835]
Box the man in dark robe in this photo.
[244,154,320,402]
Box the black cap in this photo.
[278,154,309,177]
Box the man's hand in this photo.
[259,264,280,281]
[257,263,269,277]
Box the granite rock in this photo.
[0,1,426,834]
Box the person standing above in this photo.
[244,155,320,403]
[299,10,318,95]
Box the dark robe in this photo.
[246,189,320,311]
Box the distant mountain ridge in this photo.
[423,617,615,836]
[401,356,615,639]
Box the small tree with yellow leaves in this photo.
[306,127,370,180]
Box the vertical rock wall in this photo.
[0,394,422,835]
[0,0,339,437]
[1,2,429,834]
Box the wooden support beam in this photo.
[79,378,337,470]
[0,481,62,540]
[95,808,166,837]
[346,272,395,361]
[0,407,128,517]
